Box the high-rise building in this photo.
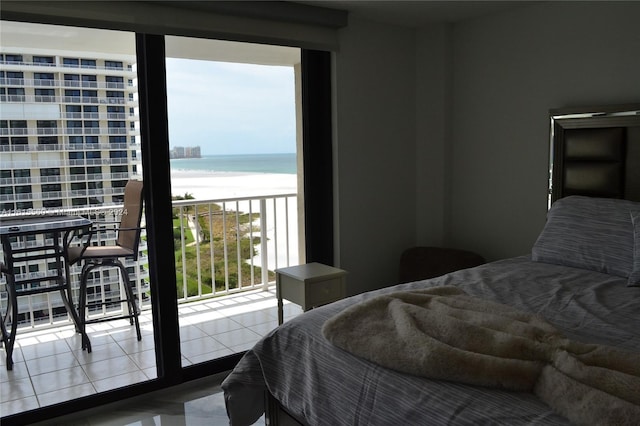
[0,46,149,325]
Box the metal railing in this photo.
[0,192,300,330]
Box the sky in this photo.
[165,58,296,156]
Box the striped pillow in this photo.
[532,196,639,284]
[630,210,640,287]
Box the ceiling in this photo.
[296,1,538,27]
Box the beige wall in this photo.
[333,17,417,295]
[448,1,640,261]
[334,2,640,294]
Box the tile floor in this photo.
[29,371,259,426]
[1,288,301,419]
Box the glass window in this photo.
[16,201,33,209]
[15,185,32,194]
[6,71,24,82]
[34,72,54,80]
[80,58,96,68]
[66,105,81,119]
[104,60,123,70]
[85,136,99,143]
[64,74,80,87]
[63,57,79,67]
[11,137,28,145]
[68,136,83,144]
[37,120,57,128]
[38,136,58,145]
[35,89,55,95]
[42,184,61,192]
[86,151,101,159]
[43,199,63,208]
[5,54,23,63]
[14,169,30,178]
[67,120,82,128]
[33,56,54,64]
[41,168,60,177]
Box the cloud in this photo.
[166,59,296,155]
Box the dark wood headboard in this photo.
[549,103,640,205]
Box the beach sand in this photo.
[170,169,301,269]
[170,169,297,200]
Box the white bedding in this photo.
[223,256,640,425]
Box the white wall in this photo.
[448,1,640,261]
[415,24,452,247]
[336,2,640,294]
[334,17,417,295]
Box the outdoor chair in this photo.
[0,262,10,359]
[67,180,144,352]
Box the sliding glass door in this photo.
[2,21,332,423]
[0,21,155,415]
[162,36,303,367]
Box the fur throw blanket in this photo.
[322,286,640,425]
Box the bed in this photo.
[222,104,640,425]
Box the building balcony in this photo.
[0,173,140,187]
[0,59,135,74]
[0,193,301,416]
[0,95,137,107]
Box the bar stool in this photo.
[66,180,144,352]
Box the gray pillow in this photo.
[532,196,639,285]
[630,210,640,287]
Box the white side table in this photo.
[275,262,347,325]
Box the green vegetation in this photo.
[171,195,274,298]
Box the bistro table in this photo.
[0,213,92,370]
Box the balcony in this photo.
[0,193,302,416]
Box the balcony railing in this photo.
[0,192,299,332]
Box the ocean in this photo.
[170,153,296,175]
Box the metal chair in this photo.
[67,180,144,352]
[0,262,10,366]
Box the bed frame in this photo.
[264,103,640,425]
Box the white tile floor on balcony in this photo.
[0,288,302,418]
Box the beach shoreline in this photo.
[170,169,297,200]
